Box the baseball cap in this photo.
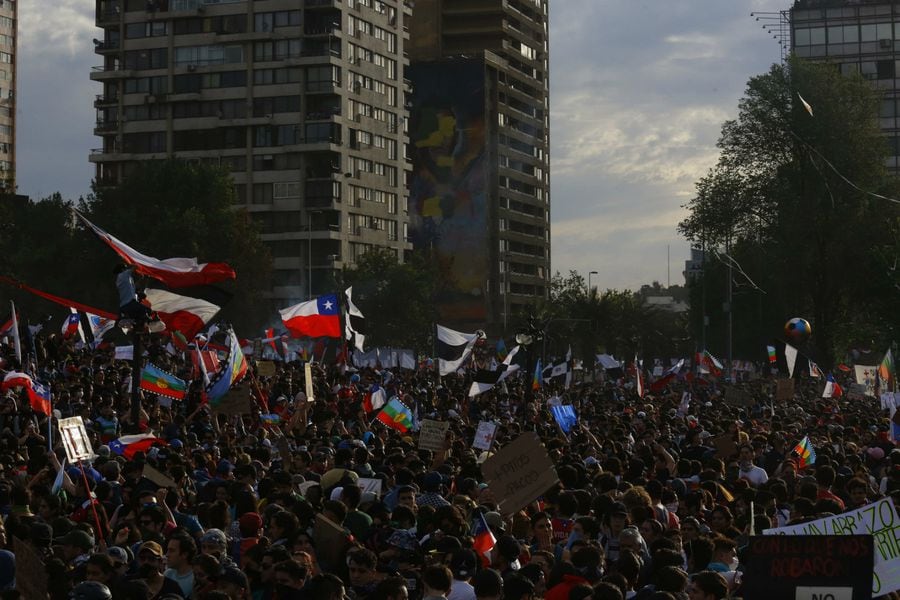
[449,548,478,578]
[106,546,129,566]
[138,541,163,557]
[200,528,227,548]
[61,529,95,551]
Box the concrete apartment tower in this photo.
[406,0,550,330]
[90,0,412,304]
[0,0,15,191]
[790,0,900,170]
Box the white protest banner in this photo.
[357,477,383,497]
[473,421,498,451]
[764,497,900,596]
[58,416,95,462]
[482,432,559,517]
[115,345,134,360]
[418,419,450,452]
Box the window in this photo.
[0,52,11,64]
[273,181,301,199]
[253,96,301,117]
[124,76,168,94]
[254,67,302,85]
[174,45,243,66]
[252,183,273,204]
[124,48,167,69]
[878,60,894,79]
[307,65,340,91]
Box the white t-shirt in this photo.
[448,579,475,600]
[739,465,769,487]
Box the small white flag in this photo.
[798,92,813,117]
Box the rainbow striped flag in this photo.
[496,338,508,361]
[767,345,777,364]
[532,359,542,391]
[793,435,816,469]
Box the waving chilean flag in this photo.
[279,294,341,338]
[73,210,235,288]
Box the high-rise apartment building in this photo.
[790,0,900,171]
[90,0,411,303]
[0,0,16,190]
[407,0,550,329]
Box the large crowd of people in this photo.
[0,329,896,600]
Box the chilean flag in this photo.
[1,371,33,391]
[143,288,220,340]
[74,210,236,287]
[823,374,843,398]
[61,309,85,342]
[471,512,497,567]
[28,380,52,415]
[109,434,167,459]
[279,294,341,338]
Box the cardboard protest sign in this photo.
[725,387,754,407]
[775,379,795,402]
[482,432,559,517]
[313,513,351,571]
[764,497,900,596]
[358,477,383,497]
[855,365,878,396]
[418,419,450,452]
[213,383,251,415]
[473,421,498,451]
[848,383,868,400]
[14,538,47,599]
[742,535,873,600]
[257,360,276,377]
[58,416,95,462]
[710,434,737,459]
[142,464,177,490]
[305,362,314,401]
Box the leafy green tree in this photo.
[680,57,900,366]
[339,247,440,351]
[82,160,272,332]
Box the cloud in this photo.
[548,0,786,290]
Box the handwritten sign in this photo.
[257,360,276,377]
[776,379,795,402]
[213,383,251,415]
[58,416,95,462]
[764,497,899,596]
[313,513,350,572]
[481,432,559,517]
[710,434,737,459]
[418,419,450,452]
[142,464,177,490]
[742,535,872,600]
[473,421,498,451]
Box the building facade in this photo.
[0,0,15,191]
[790,0,900,170]
[90,0,411,303]
[407,0,550,330]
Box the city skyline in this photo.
[17,0,785,291]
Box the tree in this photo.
[339,248,441,351]
[81,160,272,332]
[679,57,900,366]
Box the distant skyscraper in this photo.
[0,0,16,191]
[408,0,550,329]
[90,0,411,304]
[790,0,900,171]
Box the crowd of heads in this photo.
[0,330,895,600]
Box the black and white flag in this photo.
[345,287,365,353]
[542,345,572,388]
[436,324,481,376]
[469,345,521,397]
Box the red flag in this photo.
[279,295,341,339]
[74,210,235,287]
[472,512,496,567]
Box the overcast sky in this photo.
[17,0,785,291]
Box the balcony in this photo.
[94,119,119,134]
[90,65,134,81]
[305,22,341,37]
[93,39,120,54]
[305,0,340,8]
[94,94,119,108]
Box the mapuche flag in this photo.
[376,397,413,433]
[140,364,187,401]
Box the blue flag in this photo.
[551,405,578,434]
